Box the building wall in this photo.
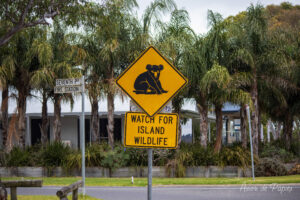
[60,117,79,149]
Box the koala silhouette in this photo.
[133,64,168,94]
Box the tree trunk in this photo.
[53,95,62,142]
[250,75,259,156]
[271,121,281,140]
[91,98,99,143]
[1,87,9,148]
[40,91,49,146]
[267,120,271,143]
[240,104,247,148]
[196,99,208,148]
[172,96,182,145]
[275,122,282,140]
[17,91,27,148]
[107,91,114,149]
[214,104,223,153]
[283,112,293,150]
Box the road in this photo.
[9,184,300,200]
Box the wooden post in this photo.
[72,188,78,200]
[56,180,82,200]
[10,187,17,200]
[0,182,7,200]
[1,180,42,200]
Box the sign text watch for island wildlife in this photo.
[124,112,178,148]
[116,46,188,117]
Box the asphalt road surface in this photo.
[9,184,300,200]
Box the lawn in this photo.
[2,175,300,187]
[8,194,101,200]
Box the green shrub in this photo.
[166,150,192,177]
[86,143,106,167]
[0,150,6,166]
[290,140,300,158]
[6,147,32,167]
[102,145,129,174]
[64,143,109,170]
[153,149,174,166]
[125,148,148,166]
[185,143,217,166]
[41,142,71,167]
[6,145,43,167]
[64,150,81,170]
[260,144,295,163]
[288,164,300,175]
[255,158,287,176]
[218,146,255,169]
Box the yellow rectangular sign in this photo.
[124,112,178,149]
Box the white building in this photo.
[0,90,243,148]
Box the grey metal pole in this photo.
[147,148,152,200]
[208,122,211,143]
[246,105,255,181]
[81,76,86,195]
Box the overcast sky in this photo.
[135,0,299,34]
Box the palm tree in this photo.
[258,26,300,150]
[184,36,209,148]
[95,0,139,149]
[227,4,290,154]
[201,64,251,153]
[3,27,49,147]
[30,33,53,146]
[48,20,82,142]
[157,9,194,144]
[79,32,105,143]
[87,0,176,149]
[185,10,227,148]
[0,46,15,148]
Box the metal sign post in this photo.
[54,76,86,194]
[81,76,86,194]
[116,46,188,200]
[246,105,255,181]
[147,148,152,200]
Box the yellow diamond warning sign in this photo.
[116,46,188,117]
[124,112,178,149]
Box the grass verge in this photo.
[8,194,101,200]
[2,175,300,187]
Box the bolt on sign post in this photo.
[116,46,188,200]
[54,76,86,195]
